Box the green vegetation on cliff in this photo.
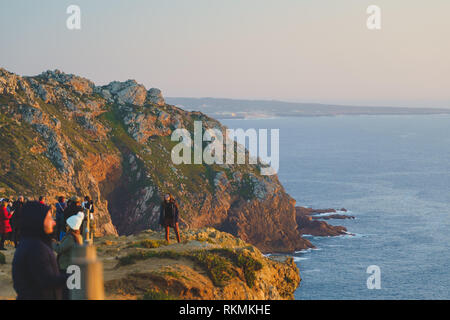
[0,67,313,253]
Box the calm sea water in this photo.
[222,115,450,300]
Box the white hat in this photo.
[67,212,84,231]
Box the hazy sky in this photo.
[1,0,449,108]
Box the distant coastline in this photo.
[166,97,450,120]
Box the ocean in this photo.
[222,114,450,300]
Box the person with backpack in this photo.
[53,212,83,300]
[0,198,14,250]
[159,193,181,244]
[55,196,67,241]
[12,201,68,300]
[11,196,25,248]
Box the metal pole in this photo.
[69,243,105,300]
[83,208,92,244]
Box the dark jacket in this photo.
[11,200,24,229]
[159,200,179,227]
[12,201,67,300]
[55,201,67,229]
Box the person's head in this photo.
[21,201,54,239]
[39,196,45,203]
[164,193,171,202]
[66,212,84,232]
[84,196,91,202]
[1,199,7,207]
[70,196,80,205]
[18,195,24,202]
[58,196,65,203]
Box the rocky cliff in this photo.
[0,68,315,253]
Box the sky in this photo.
[0,0,449,108]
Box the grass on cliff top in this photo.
[215,248,264,288]
[191,250,235,287]
[127,239,168,249]
[141,289,178,300]
[116,247,263,288]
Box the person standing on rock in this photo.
[53,212,83,300]
[12,201,68,300]
[159,193,181,244]
[55,196,67,241]
[0,198,14,250]
[11,196,25,248]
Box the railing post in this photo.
[69,243,105,300]
[83,208,92,244]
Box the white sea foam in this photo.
[302,269,321,273]
[295,248,313,254]
[337,232,366,239]
[311,210,354,217]
[293,256,309,262]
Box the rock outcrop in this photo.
[295,207,353,236]
[0,68,310,253]
[102,228,300,300]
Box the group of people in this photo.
[6,194,96,300]
[0,196,25,250]
[54,195,95,241]
[0,195,95,250]
[2,192,181,300]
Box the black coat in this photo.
[12,201,67,300]
[55,201,67,229]
[10,200,24,229]
[159,201,179,227]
